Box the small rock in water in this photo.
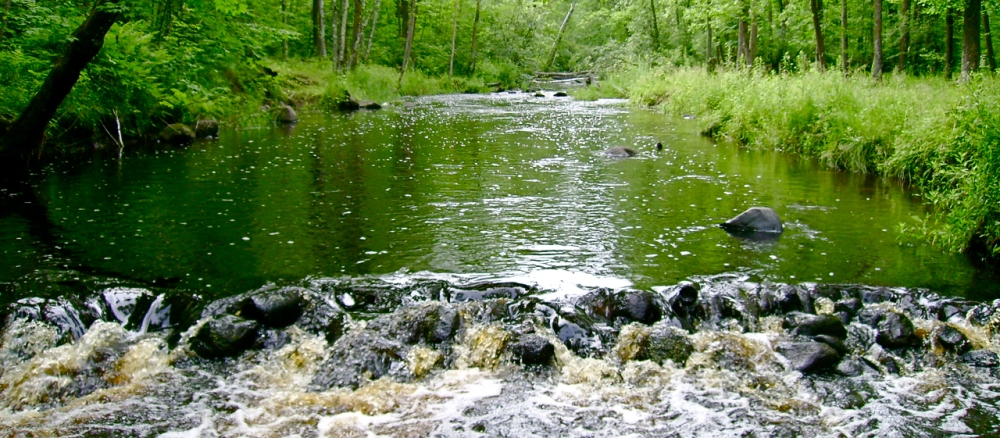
[874,311,919,349]
[775,341,841,373]
[190,315,260,359]
[605,146,635,157]
[158,123,195,145]
[553,91,568,97]
[510,334,555,366]
[960,350,1000,367]
[276,105,298,123]
[639,322,694,365]
[242,287,305,328]
[617,290,662,325]
[791,314,848,340]
[720,207,783,234]
[937,325,972,354]
[194,119,220,138]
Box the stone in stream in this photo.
[720,207,783,235]
[240,287,305,328]
[194,119,219,138]
[553,91,568,97]
[577,289,664,326]
[874,311,920,349]
[960,350,1000,367]
[190,314,260,359]
[775,342,842,373]
[276,105,298,123]
[8,297,88,343]
[158,123,195,145]
[510,334,555,366]
[790,314,848,340]
[937,324,972,354]
[637,322,694,365]
[605,146,636,157]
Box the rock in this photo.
[812,334,849,356]
[8,298,88,342]
[655,142,663,151]
[605,146,635,157]
[338,95,361,111]
[639,323,694,365]
[510,334,555,366]
[791,314,848,340]
[720,207,783,234]
[834,298,863,317]
[242,287,305,328]
[554,91,568,97]
[937,325,972,354]
[190,315,260,359]
[359,100,382,110]
[616,290,662,325]
[158,123,195,145]
[255,328,293,350]
[552,316,599,354]
[533,92,545,97]
[875,311,919,349]
[194,119,220,138]
[775,342,841,373]
[276,105,298,123]
[759,285,804,315]
[296,294,347,344]
[959,350,1000,367]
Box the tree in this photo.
[810,0,826,69]
[873,0,883,79]
[985,8,996,71]
[399,0,417,83]
[898,0,910,71]
[841,0,847,73]
[946,8,955,78]
[962,0,981,79]
[469,0,481,73]
[0,0,121,163]
[544,2,576,72]
[449,0,460,76]
[314,0,327,58]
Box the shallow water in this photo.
[1,93,996,303]
[2,93,1000,437]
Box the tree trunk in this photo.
[544,2,575,72]
[469,0,482,74]
[0,0,120,163]
[314,0,327,58]
[706,17,712,66]
[449,0,460,76]
[749,19,758,65]
[898,0,910,71]
[282,0,290,59]
[985,9,996,71]
[738,19,749,67]
[399,0,417,84]
[810,0,826,70]
[365,0,382,62]
[339,0,350,68]
[872,0,883,79]
[946,9,955,78]
[963,0,981,79]
[349,0,363,68]
[650,0,660,51]
[841,0,847,73]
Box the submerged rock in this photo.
[159,124,195,145]
[720,207,783,235]
[605,146,635,157]
[190,315,260,359]
[776,342,841,373]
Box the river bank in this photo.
[589,67,1000,260]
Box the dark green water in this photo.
[1,94,996,302]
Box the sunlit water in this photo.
[2,93,1000,436]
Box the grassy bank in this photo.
[608,67,1000,257]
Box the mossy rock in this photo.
[159,123,195,145]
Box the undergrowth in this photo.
[613,66,1000,257]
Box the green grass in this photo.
[610,66,1000,257]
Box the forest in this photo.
[0,0,998,257]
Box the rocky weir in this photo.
[2,273,1000,436]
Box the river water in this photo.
[1,94,999,436]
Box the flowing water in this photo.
[1,93,999,437]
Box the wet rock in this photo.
[812,334,849,356]
[194,119,220,138]
[834,298,862,317]
[874,311,919,349]
[276,105,298,123]
[720,207,783,234]
[968,301,1000,327]
[759,284,804,315]
[790,314,848,340]
[533,91,545,97]
[616,290,662,325]
[190,315,260,359]
[359,100,381,110]
[9,298,87,342]
[836,358,877,377]
[552,316,600,355]
[510,334,555,366]
[775,342,841,373]
[959,350,1000,367]
[937,325,972,354]
[859,287,899,304]
[296,294,347,344]
[158,123,195,145]
[242,287,305,328]
[255,328,293,350]
[605,146,635,157]
[638,323,694,365]
[100,287,154,327]
[553,91,568,97]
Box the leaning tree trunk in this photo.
[963,0,981,80]
[0,0,120,163]
[985,9,996,71]
[544,2,575,72]
[314,0,327,58]
[872,0,883,80]
[810,0,826,70]
[946,8,955,78]
[365,0,382,61]
[469,0,481,73]
[898,0,910,72]
[449,0,460,76]
[841,0,847,73]
[398,0,417,84]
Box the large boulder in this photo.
[190,315,260,359]
[720,207,783,234]
[276,105,298,123]
[194,119,220,138]
[775,341,841,373]
[159,124,195,145]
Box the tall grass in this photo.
[613,66,1000,257]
